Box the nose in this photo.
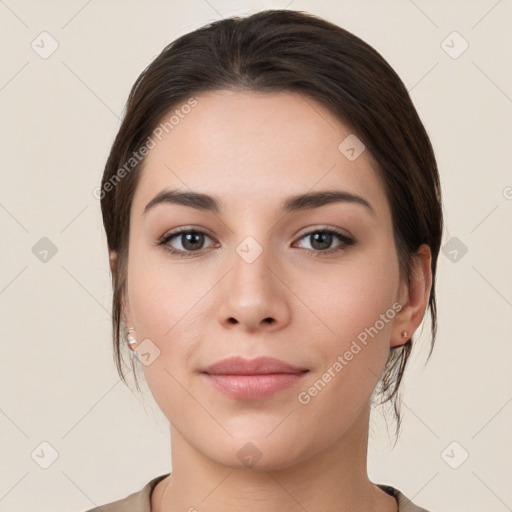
[217,241,291,333]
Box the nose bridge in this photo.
[217,230,290,332]
[233,234,273,296]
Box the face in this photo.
[119,90,412,470]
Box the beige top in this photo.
[83,473,431,512]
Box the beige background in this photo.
[1,1,511,511]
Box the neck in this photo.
[153,404,397,512]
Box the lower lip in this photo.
[202,373,308,400]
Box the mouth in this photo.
[199,355,309,375]
[199,356,309,400]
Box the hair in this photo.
[100,9,443,438]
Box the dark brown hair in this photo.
[100,9,443,437]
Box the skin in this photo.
[110,90,432,512]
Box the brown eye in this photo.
[159,229,216,255]
[295,229,355,254]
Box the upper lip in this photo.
[200,356,308,375]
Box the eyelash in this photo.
[156,226,355,259]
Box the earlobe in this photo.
[391,244,433,347]
[109,251,118,275]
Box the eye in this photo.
[157,228,217,257]
[157,226,355,258]
[294,228,355,255]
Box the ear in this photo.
[109,251,132,328]
[391,244,433,348]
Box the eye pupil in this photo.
[182,232,204,250]
[311,232,332,250]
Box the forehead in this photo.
[131,89,389,219]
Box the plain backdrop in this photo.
[1,1,511,511]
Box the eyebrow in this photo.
[143,188,376,216]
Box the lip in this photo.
[199,356,308,375]
[199,356,309,400]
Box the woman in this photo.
[88,9,442,512]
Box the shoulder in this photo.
[81,474,170,512]
[378,484,432,512]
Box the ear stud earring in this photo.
[124,327,140,361]
[401,330,409,339]
[125,327,137,348]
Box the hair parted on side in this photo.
[100,9,443,438]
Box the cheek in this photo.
[293,244,399,395]
[126,248,208,402]
[296,241,399,341]
[128,260,203,425]
[294,288,397,433]
[126,244,200,337]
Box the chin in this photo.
[200,429,314,473]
